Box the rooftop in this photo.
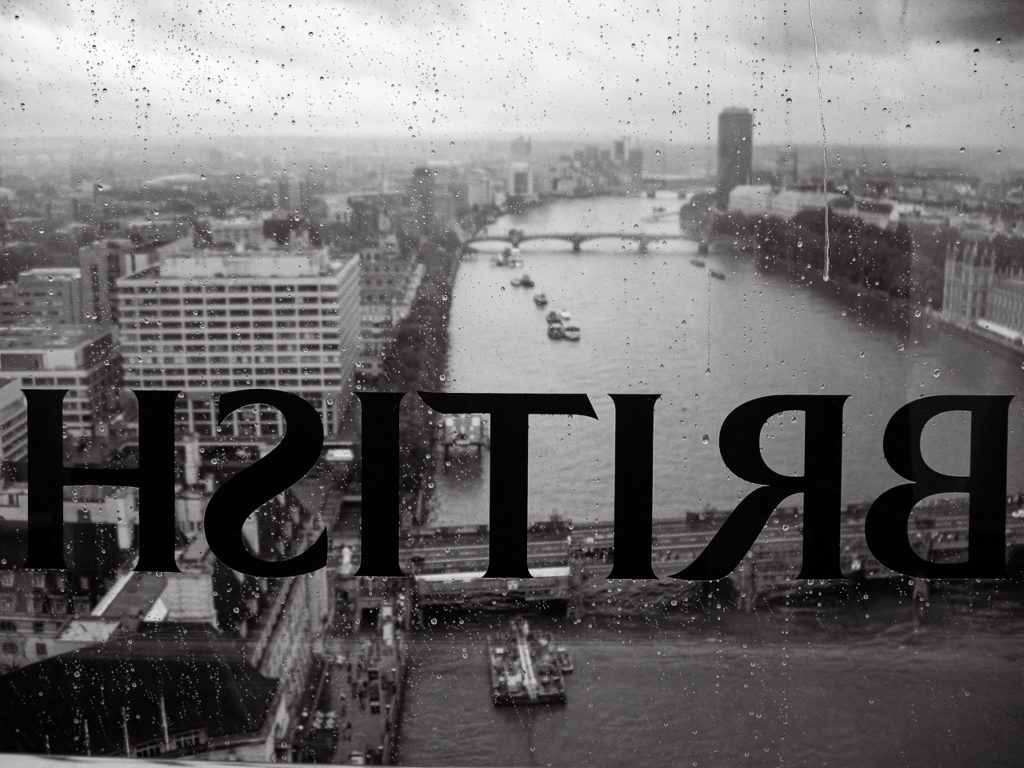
[13,267,82,282]
[56,616,122,644]
[122,249,353,281]
[209,216,265,228]
[0,626,275,757]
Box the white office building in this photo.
[117,247,360,442]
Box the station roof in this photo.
[0,626,275,756]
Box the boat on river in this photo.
[547,325,564,340]
[710,270,726,280]
[563,325,580,341]
[493,248,524,268]
[534,293,548,307]
[487,619,568,706]
[546,311,562,324]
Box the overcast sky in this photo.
[2,0,1022,149]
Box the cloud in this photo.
[0,0,1020,148]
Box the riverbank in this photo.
[373,227,463,526]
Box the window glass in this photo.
[0,2,1022,767]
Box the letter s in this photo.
[205,389,326,577]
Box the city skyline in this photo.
[2,0,1023,149]
[1,2,1024,765]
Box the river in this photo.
[398,194,1024,767]
[433,194,1024,524]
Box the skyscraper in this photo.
[716,107,753,208]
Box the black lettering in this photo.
[417,392,598,578]
[865,395,1012,578]
[205,389,325,577]
[672,394,849,580]
[355,392,405,577]
[24,389,179,572]
[608,394,660,579]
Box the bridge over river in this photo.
[463,220,715,255]
[331,495,1024,616]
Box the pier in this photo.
[435,414,488,460]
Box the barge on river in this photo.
[487,618,569,706]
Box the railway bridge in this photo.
[332,495,1024,615]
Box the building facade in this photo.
[358,244,425,381]
[205,216,266,250]
[986,276,1024,338]
[117,248,360,442]
[0,378,27,464]
[943,231,1024,345]
[717,107,753,208]
[0,482,136,671]
[0,268,85,326]
[0,326,121,439]
[79,239,157,326]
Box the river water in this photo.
[399,195,1024,766]
[433,194,1024,523]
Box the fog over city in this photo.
[2,0,1023,147]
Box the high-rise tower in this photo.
[716,107,753,208]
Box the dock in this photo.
[435,414,488,460]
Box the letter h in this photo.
[23,390,180,572]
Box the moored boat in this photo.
[563,325,580,341]
[487,619,568,706]
[690,258,706,268]
[493,247,524,268]
[534,293,548,307]
[556,645,574,673]
[710,270,726,280]
[519,273,535,288]
[547,325,564,340]
[546,311,562,324]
